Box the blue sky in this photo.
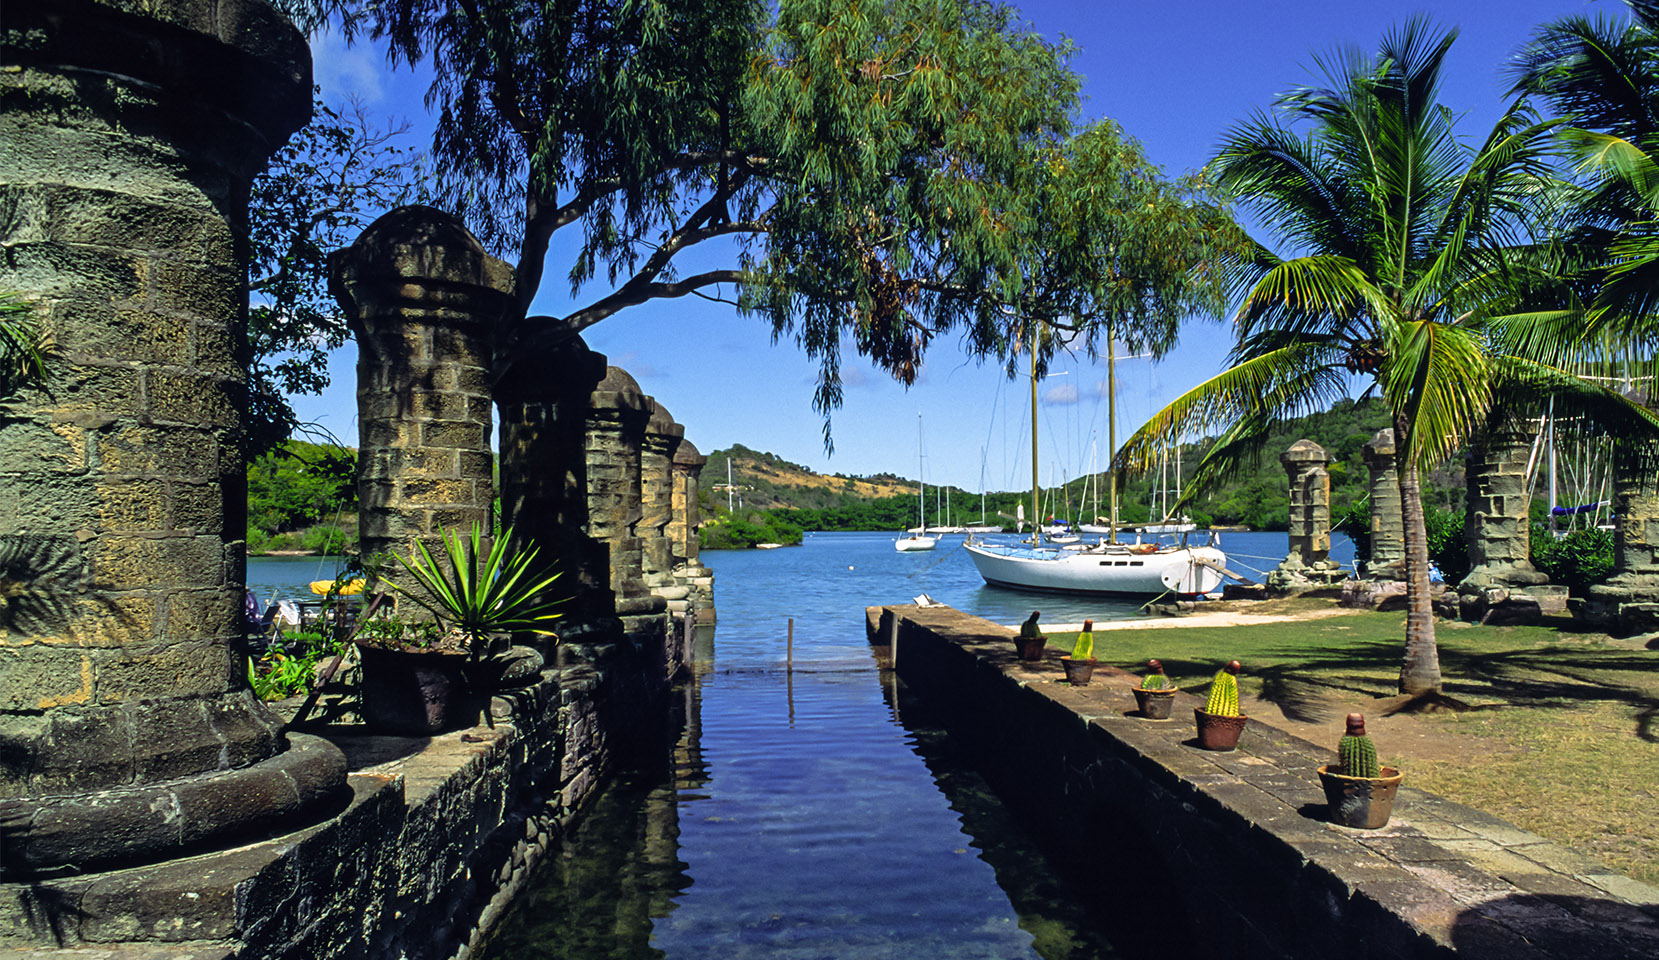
[298,0,1616,493]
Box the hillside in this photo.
[700,445,918,511]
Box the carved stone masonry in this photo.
[1360,429,1406,581]
[1586,436,1659,635]
[0,0,345,880]
[1267,439,1346,592]
[1460,422,1548,591]
[331,206,513,574]
[670,439,715,622]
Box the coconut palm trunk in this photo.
[1394,419,1442,696]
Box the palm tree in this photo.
[1117,20,1658,698]
[0,291,45,399]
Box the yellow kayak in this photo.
[309,578,366,596]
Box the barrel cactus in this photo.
[1139,658,1170,690]
[1338,713,1381,778]
[1203,660,1242,716]
[1070,619,1095,661]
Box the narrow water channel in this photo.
[481,534,1130,959]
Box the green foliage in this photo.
[1531,526,1617,596]
[697,509,805,550]
[247,441,358,554]
[1204,665,1240,717]
[247,94,418,457]
[0,290,46,399]
[1339,730,1383,779]
[384,523,563,660]
[1140,659,1172,690]
[247,630,346,701]
[355,613,445,651]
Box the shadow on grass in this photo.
[1119,628,1659,744]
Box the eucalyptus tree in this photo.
[1116,20,1659,698]
[281,0,1232,443]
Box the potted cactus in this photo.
[1060,619,1097,685]
[1317,714,1404,828]
[1014,610,1046,661]
[1132,658,1178,719]
[1193,660,1248,750]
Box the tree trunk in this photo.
[1395,418,1443,696]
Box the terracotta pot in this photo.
[357,645,486,735]
[1015,637,1046,661]
[1060,656,1096,686]
[1318,765,1404,829]
[1133,686,1178,719]
[1194,707,1248,750]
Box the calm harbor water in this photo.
[249,530,1352,959]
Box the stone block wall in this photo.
[331,206,512,571]
[1267,439,1345,592]
[1586,437,1659,634]
[0,0,344,880]
[1461,423,1547,592]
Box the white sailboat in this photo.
[896,414,938,552]
[963,322,1227,598]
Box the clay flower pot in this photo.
[1060,656,1096,685]
[1015,637,1046,661]
[357,645,481,735]
[1318,765,1404,829]
[1194,707,1248,751]
[1133,686,1178,719]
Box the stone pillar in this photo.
[497,335,610,646]
[1586,437,1659,634]
[0,0,345,879]
[641,399,684,594]
[670,439,716,622]
[1360,429,1406,580]
[1267,439,1345,592]
[586,368,668,641]
[330,206,511,570]
[1461,422,1547,591]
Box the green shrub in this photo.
[1531,526,1616,596]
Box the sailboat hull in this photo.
[895,535,938,552]
[964,541,1226,597]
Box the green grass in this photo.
[1049,609,1659,884]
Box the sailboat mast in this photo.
[1030,321,1041,537]
[917,413,926,533]
[1107,326,1119,542]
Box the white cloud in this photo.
[310,28,385,103]
[1042,382,1080,406]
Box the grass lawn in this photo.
[1050,605,1659,885]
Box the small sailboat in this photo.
[963,321,1228,598]
[896,414,939,552]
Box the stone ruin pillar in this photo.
[331,207,510,575]
[0,0,346,881]
[1461,422,1548,591]
[1359,429,1406,581]
[641,400,684,596]
[669,439,716,622]
[586,368,668,644]
[497,335,610,648]
[1267,439,1345,592]
[1586,437,1659,635]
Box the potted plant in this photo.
[1317,713,1404,828]
[356,523,562,734]
[1014,610,1046,661]
[1131,658,1178,719]
[1060,619,1096,685]
[1193,660,1247,750]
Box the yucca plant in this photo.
[385,522,563,662]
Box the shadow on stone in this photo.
[1450,894,1659,959]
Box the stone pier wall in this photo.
[871,604,1659,960]
[1361,429,1406,580]
[1586,437,1659,634]
[1267,439,1345,592]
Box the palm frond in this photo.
[1382,318,1492,466]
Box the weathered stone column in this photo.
[1461,422,1547,591]
[586,368,667,640]
[0,0,345,879]
[497,335,610,645]
[641,399,684,593]
[670,439,716,622]
[330,206,511,569]
[1586,437,1659,634]
[1359,429,1406,580]
[1267,439,1345,592]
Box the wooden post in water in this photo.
[787,618,794,673]
[889,615,899,670]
